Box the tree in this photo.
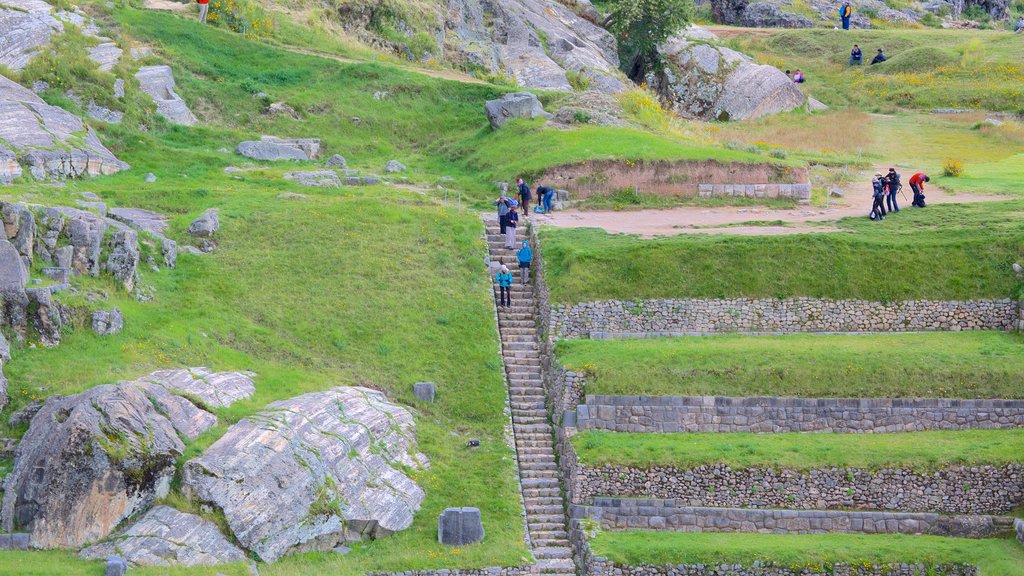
[604,0,694,80]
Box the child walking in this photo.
[496,265,513,307]
[517,240,533,284]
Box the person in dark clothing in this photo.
[850,45,863,65]
[884,168,901,213]
[504,206,519,249]
[871,48,887,65]
[870,174,886,220]
[493,194,513,234]
[839,1,853,29]
[516,178,532,216]
[535,186,556,213]
[909,172,930,207]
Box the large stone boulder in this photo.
[485,92,553,129]
[0,375,222,548]
[0,239,29,331]
[87,42,122,72]
[446,0,625,93]
[0,75,129,180]
[183,386,429,562]
[135,66,197,126]
[236,136,320,161]
[0,0,64,71]
[104,228,139,291]
[134,367,256,408]
[649,34,808,121]
[283,170,342,187]
[80,506,247,567]
[740,2,814,27]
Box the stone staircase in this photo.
[485,220,575,576]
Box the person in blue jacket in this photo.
[840,1,853,29]
[517,240,533,283]
[496,265,513,307]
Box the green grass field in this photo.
[540,198,1024,304]
[556,332,1024,399]
[571,429,1024,470]
[590,532,1024,576]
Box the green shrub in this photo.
[566,69,592,92]
[573,110,593,124]
[408,32,436,60]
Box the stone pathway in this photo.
[485,218,575,576]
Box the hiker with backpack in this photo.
[839,1,853,29]
[909,172,929,207]
[885,168,901,213]
[495,265,513,307]
[870,174,887,220]
[516,178,532,216]
[517,240,533,283]
[493,193,514,234]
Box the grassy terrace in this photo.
[590,532,1024,576]
[556,332,1024,399]
[541,199,1024,304]
[571,430,1024,471]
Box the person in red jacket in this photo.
[909,172,929,208]
[197,0,209,23]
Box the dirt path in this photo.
[537,178,1009,237]
[144,0,189,11]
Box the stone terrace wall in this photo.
[585,559,978,576]
[697,183,810,203]
[569,463,1024,514]
[570,499,1014,538]
[550,298,1019,338]
[375,569,541,576]
[575,395,1024,433]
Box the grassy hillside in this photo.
[725,28,1024,111]
[557,332,1024,399]
[540,198,1024,304]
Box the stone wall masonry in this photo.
[570,499,1015,538]
[697,183,811,203]
[585,558,978,576]
[374,568,541,576]
[575,395,1024,433]
[569,463,1024,514]
[550,298,1019,339]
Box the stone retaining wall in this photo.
[571,499,1014,538]
[697,183,810,202]
[374,569,540,576]
[570,463,1024,514]
[550,298,1019,339]
[575,395,1024,433]
[586,559,978,576]
[0,533,29,550]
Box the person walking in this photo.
[885,167,901,213]
[909,172,930,207]
[516,178,532,216]
[197,0,209,23]
[493,194,512,234]
[850,44,863,65]
[870,174,886,220]
[517,240,533,284]
[871,48,887,65]
[839,1,853,29]
[496,265,513,307]
[504,205,519,249]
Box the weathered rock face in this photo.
[0,239,29,332]
[649,33,807,121]
[236,136,321,161]
[91,308,123,335]
[80,506,247,567]
[740,2,814,27]
[0,0,63,71]
[0,377,220,548]
[134,367,256,408]
[87,42,122,72]
[105,228,139,291]
[183,386,429,562]
[485,92,553,129]
[283,170,342,187]
[446,0,625,93]
[0,74,129,180]
[135,65,197,126]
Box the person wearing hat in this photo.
[496,264,514,307]
[870,173,886,220]
[884,167,901,213]
[871,48,887,65]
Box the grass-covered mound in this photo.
[572,429,1024,470]
[540,199,1024,304]
[556,332,1024,399]
[726,28,1024,111]
[590,532,1024,576]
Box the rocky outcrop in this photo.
[283,170,342,187]
[0,0,63,71]
[740,2,814,27]
[237,136,321,161]
[183,386,429,562]
[135,65,197,126]
[107,207,169,239]
[445,0,625,93]
[0,376,220,548]
[80,506,246,567]
[649,32,807,121]
[187,208,219,252]
[104,228,139,291]
[87,42,122,72]
[485,92,553,129]
[0,239,29,333]
[134,367,256,408]
[0,74,129,179]
[91,308,123,335]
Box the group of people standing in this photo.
[870,168,929,220]
[493,179,557,249]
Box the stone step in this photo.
[525,497,564,507]
[523,489,562,499]
[536,557,575,572]
[531,529,569,540]
[528,513,567,524]
[521,477,560,488]
[515,423,553,433]
[526,504,565,516]
[533,544,572,557]
[521,469,559,479]
[511,401,546,410]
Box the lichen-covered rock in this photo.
[80,506,246,567]
[107,207,170,239]
[236,136,320,161]
[187,209,219,252]
[446,0,624,93]
[104,228,139,291]
[91,308,123,335]
[87,42,122,72]
[485,92,553,129]
[739,2,814,27]
[325,154,347,168]
[2,202,36,267]
[384,160,406,173]
[0,377,219,548]
[26,286,62,345]
[134,367,255,408]
[0,239,29,331]
[283,170,341,187]
[135,65,197,126]
[0,75,129,180]
[0,0,64,71]
[649,33,806,121]
[183,386,429,562]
